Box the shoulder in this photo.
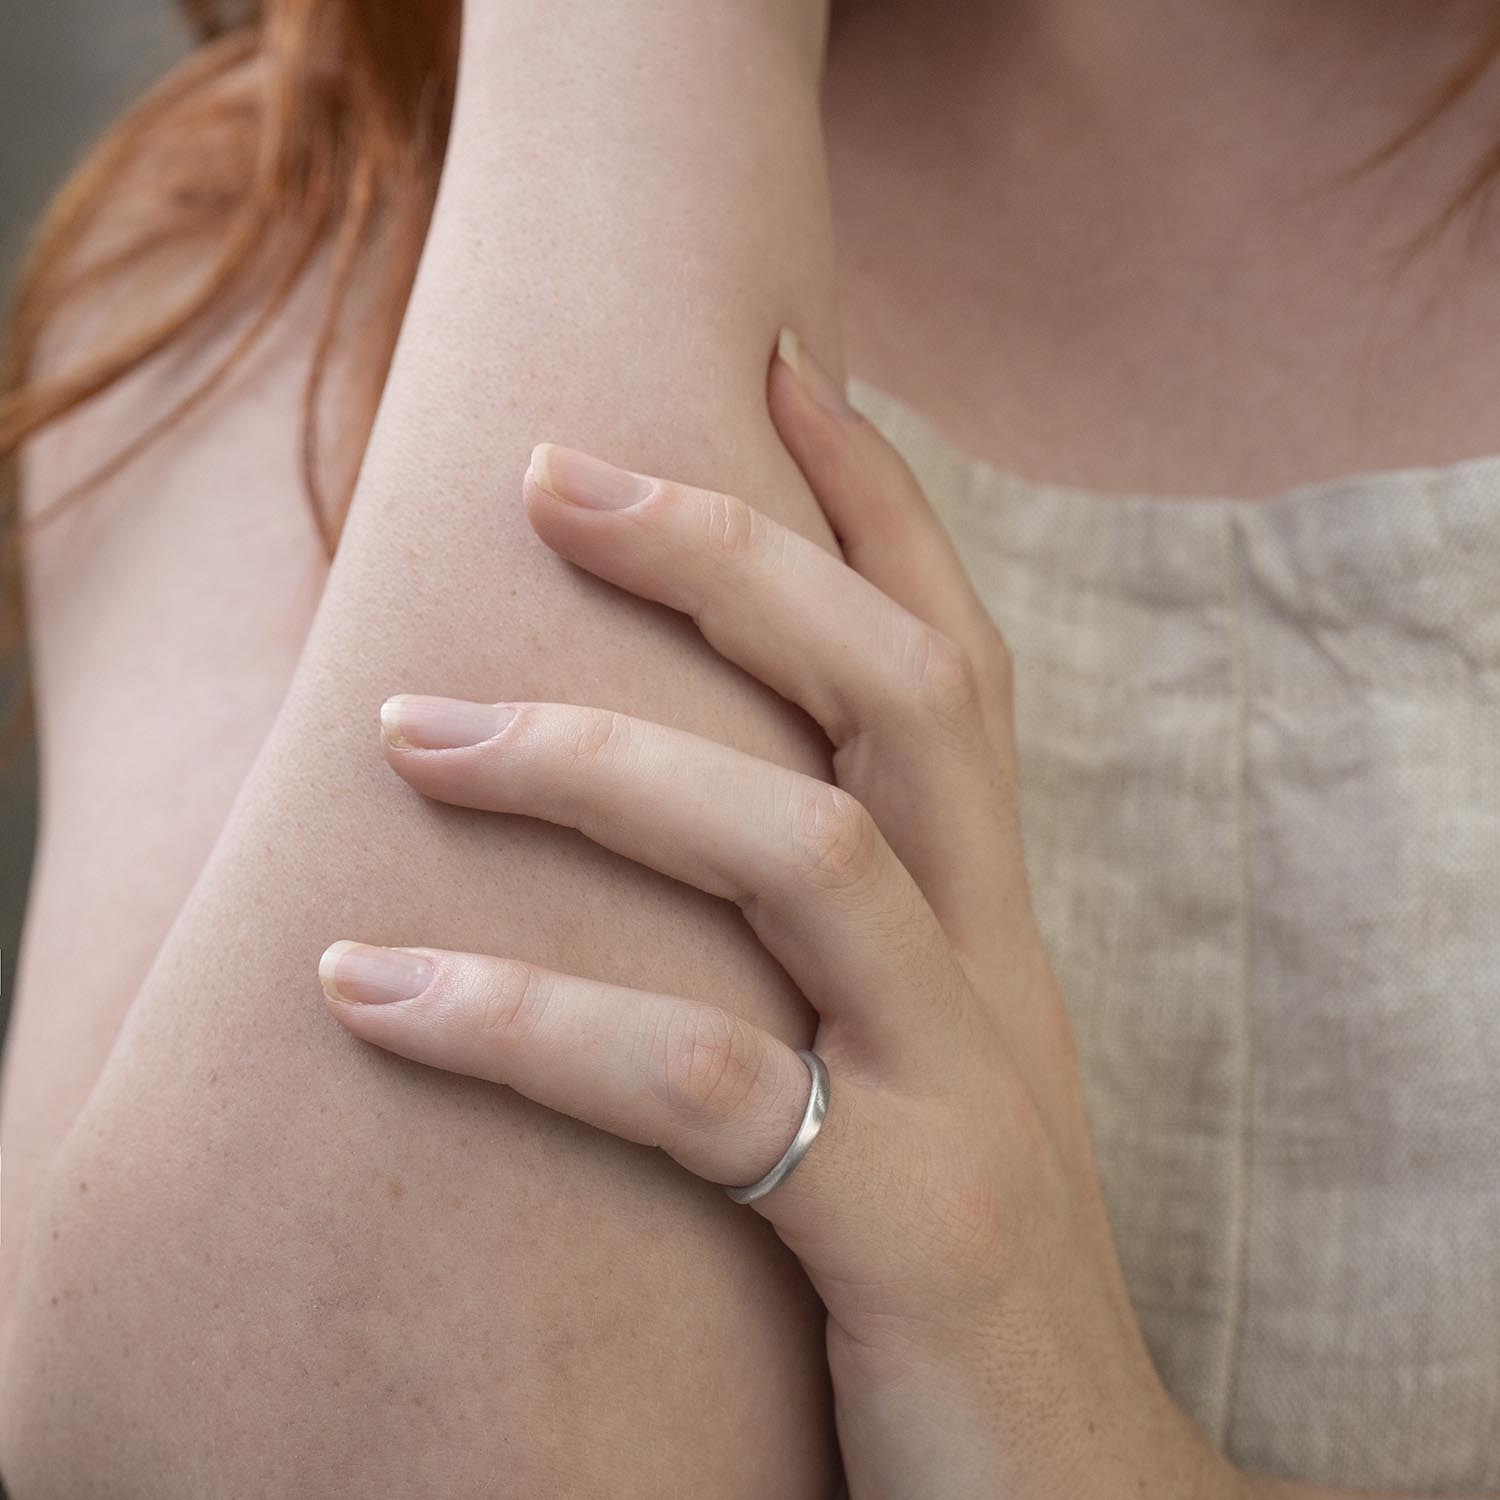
[14,42,350,622]
[17,48,282,511]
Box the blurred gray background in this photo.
[1,1,189,1046]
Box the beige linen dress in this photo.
[848,377,1500,1494]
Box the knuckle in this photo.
[790,781,881,894]
[649,1006,763,1127]
[786,780,876,894]
[562,707,631,768]
[906,625,982,737]
[473,958,553,1044]
[916,1151,1011,1287]
[701,487,763,565]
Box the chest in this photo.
[854,367,1500,1487]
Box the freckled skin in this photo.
[6,2,1500,1496]
[1,7,842,1495]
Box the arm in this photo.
[1250,1483,1496,1500]
[285,352,1498,1500]
[1,3,844,1495]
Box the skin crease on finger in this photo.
[4,0,1500,1493]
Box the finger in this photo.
[767,329,1017,750]
[769,344,1081,1105]
[520,443,1021,954]
[319,940,874,1248]
[379,697,972,1074]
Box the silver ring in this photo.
[724,1049,830,1205]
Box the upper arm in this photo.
[1,5,843,1495]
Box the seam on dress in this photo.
[1210,508,1256,1453]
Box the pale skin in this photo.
[318,336,1496,1500]
[3,0,1499,1494]
[317,352,1241,1500]
[4,4,845,1494]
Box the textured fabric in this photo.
[849,377,1500,1494]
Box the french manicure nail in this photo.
[381,695,516,750]
[319,941,434,1005]
[776,326,851,418]
[530,443,653,509]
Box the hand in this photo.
[316,332,1246,1500]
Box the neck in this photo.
[829,0,1500,162]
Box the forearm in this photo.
[2,4,842,1495]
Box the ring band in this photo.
[724,1049,830,1205]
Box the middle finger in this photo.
[380,696,971,1076]
[521,444,1018,958]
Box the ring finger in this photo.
[318,940,886,1269]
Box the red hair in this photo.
[2,0,1500,720]
[1,0,456,552]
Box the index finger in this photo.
[520,445,1023,958]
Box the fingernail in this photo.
[381,695,516,750]
[529,443,653,509]
[319,941,434,1005]
[776,327,851,418]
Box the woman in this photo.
[1,1,1496,1495]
